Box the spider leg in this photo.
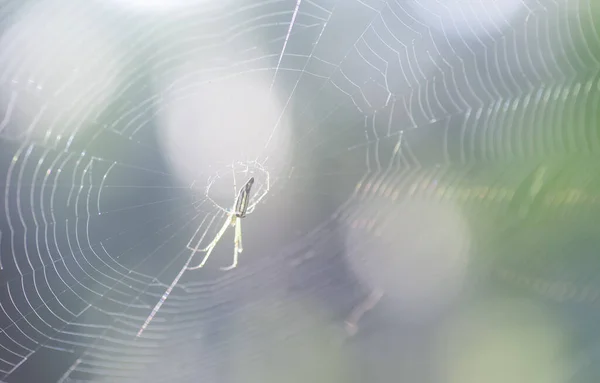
[220,217,242,271]
[235,216,242,253]
[231,161,238,199]
[188,214,233,270]
[344,288,384,337]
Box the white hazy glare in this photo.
[413,0,528,39]
[0,0,121,142]
[106,0,211,13]
[155,65,292,201]
[345,198,471,321]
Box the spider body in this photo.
[235,177,254,218]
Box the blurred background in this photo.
[0,0,599,382]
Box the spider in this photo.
[136,164,268,338]
[187,175,255,271]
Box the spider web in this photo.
[0,0,599,382]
